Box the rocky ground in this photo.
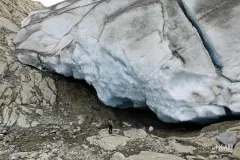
[1,0,240,160]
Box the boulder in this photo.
[111,152,125,160]
[123,129,147,139]
[216,132,237,147]
[86,129,130,151]
[111,151,185,160]
[170,140,196,154]
[127,151,185,160]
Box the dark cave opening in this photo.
[52,74,208,137]
[32,69,240,137]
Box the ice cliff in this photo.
[13,0,240,123]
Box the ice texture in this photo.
[14,0,240,122]
[181,0,240,115]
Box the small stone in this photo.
[96,123,102,129]
[122,122,132,127]
[77,115,85,125]
[53,126,60,129]
[197,155,206,159]
[186,155,198,160]
[70,122,73,126]
[208,155,219,159]
[17,113,30,128]
[210,151,217,154]
[39,132,48,137]
[186,155,206,160]
[2,130,7,134]
[111,152,125,160]
[63,125,70,130]
[72,127,81,134]
[63,111,69,117]
[35,109,43,116]
[149,126,154,132]
[50,129,58,133]
[81,144,89,149]
[20,106,33,114]
[31,121,40,127]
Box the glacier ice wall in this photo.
[181,0,240,115]
[14,0,240,122]
[181,0,240,80]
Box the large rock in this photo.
[86,129,130,151]
[216,132,237,147]
[14,0,240,122]
[170,140,196,154]
[123,129,147,139]
[111,151,185,160]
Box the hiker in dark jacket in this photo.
[108,118,113,134]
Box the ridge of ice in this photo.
[14,0,240,122]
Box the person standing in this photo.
[108,118,113,134]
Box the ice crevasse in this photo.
[14,0,240,123]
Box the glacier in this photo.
[181,0,240,80]
[180,0,240,115]
[14,0,240,123]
